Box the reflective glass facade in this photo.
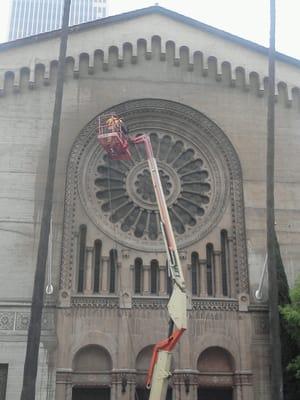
[9,0,108,40]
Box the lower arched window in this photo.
[206,244,214,296]
[109,249,117,293]
[77,224,87,293]
[191,252,199,296]
[150,260,159,294]
[221,230,229,296]
[134,258,143,294]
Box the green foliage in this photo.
[280,279,300,347]
[275,233,300,397]
[280,278,300,396]
[275,233,291,306]
[287,356,300,380]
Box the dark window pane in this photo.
[135,258,143,294]
[109,249,117,293]
[77,225,87,293]
[206,244,214,296]
[150,260,159,294]
[93,240,102,293]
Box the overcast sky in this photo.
[0,0,299,60]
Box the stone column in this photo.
[84,246,93,294]
[187,264,192,295]
[101,256,109,293]
[143,265,150,294]
[173,380,182,400]
[200,259,207,297]
[55,370,72,400]
[159,265,166,295]
[234,372,254,400]
[214,250,223,297]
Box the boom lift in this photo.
[98,115,187,400]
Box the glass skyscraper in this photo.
[9,0,108,41]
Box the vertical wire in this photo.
[46,216,54,294]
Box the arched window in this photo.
[206,244,214,296]
[77,224,87,293]
[93,240,102,293]
[109,249,117,293]
[134,258,143,294]
[150,260,159,294]
[191,252,199,296]
[166,261,172,295]
[221,230,229,296]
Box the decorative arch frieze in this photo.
[0,36,299,111]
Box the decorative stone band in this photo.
[68,296,239,312]
[55,369,252,388]
[71,296,119,309]
[197,373,234,387]
[0,310,54,331]
[192,299,238,311]
[132,297,169,309]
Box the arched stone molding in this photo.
[70,331,117,368]
[197,346,235,373]
[135,345,154,372]
[73,344,112,372]
[60,98,249,296]
[190,333,240,371]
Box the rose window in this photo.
[93,132,211,240]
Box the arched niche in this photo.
[73,344,112,372]
[197,346,235,373]
[136,345,154,372]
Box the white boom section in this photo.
[147,155,187,330]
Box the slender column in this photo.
[173,381,181,400]
[143,265,150,294]
[110,383,117,400]
[65,383,72,400]
[101,256,109,293]
[200,259,207,297]
[84,246,93,294]
[214,250,223,297]
[159,266,166,295]
[187,264,192,296]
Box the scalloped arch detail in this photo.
[0,36,299,109]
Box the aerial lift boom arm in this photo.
[132,135,187,400]
[97,118,187,400]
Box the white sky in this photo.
[0,0,299,60]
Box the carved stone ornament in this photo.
[61,99,248,294]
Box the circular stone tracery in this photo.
[93,132,211,240]
[78,100,231,252]
[127,160,181,210]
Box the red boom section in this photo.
[145,328,185,388]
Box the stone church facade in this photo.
[0,6,300,400]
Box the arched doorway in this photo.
[197,347,234,400]
[72,345,112,400]
[72,387,110,400]
[198,387,233,400]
